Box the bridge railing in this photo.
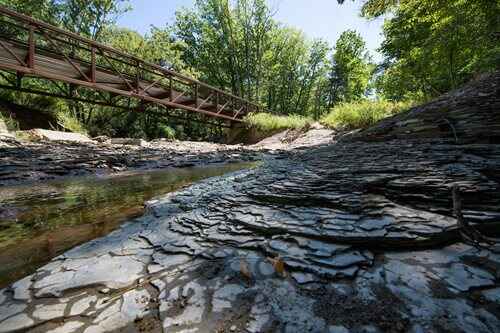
[0,6,263,122]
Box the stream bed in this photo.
[0,162,256,288]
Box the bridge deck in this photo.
[0,6,261,123]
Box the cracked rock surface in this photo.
[1,137,499,332]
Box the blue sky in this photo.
[117,0,385,61]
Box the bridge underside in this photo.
[0,6,261,127]
[0,76,235,128]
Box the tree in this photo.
[293,39,330,116]
[173,0,331,115]
[329,30,371,103]
[365,0,500,99]
[174,0,275,100]
[0,0,58,22]
[54,0,130,40]
[0,0,130,40]
[335,0,398,18]
[101,26,188,73]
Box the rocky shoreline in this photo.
[0,137,264,187]
[0,122,337,187]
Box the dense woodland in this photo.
[0,0,498,140]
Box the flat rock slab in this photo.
[20,129,94,143]
[109,138,146,146]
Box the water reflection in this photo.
[0,162,256,287]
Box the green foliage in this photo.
[0,0,378,139]
[375,0,500,99]
[55,110,87,134]
[100,26,190,74]
[174,0,334,116]
[0,0,57,22]
[0,0,130,40]
[320,100,413,130]
[175,0,275,100]
[330,30,373,103]
[7,0,494,140]
[244,113,312,132]
[359,0,398,18]
[55,0,131,39]
[158,125,176,140]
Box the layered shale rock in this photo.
[1,140,499,332]
[354,71,500,143]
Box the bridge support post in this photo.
[90,47,96,83]
[225,121,247,144]
[27,25,35,68]
[169,76,173,101]
[194,83,199,108]
[16,72,23,88]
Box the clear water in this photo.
[0,162,256,288]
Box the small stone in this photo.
[0,290,6,305]
[291,272,317,284]
[481,288,500,303]
[328,326,350,333]
[258,261,275,276]
[110,138,146,146]
[358,217,393,231]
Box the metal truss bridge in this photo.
[0,6,262,126]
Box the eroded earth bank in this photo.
[0,73,500,333]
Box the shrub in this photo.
[158,124,176,140]
[244,113,312,132]
[320,100,414,130]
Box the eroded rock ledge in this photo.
[1,135,499,333]
[351,71,500,143]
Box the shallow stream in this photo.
[0,162,256,287]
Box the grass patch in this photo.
[244,113,312,132]
[54,110,88,135]
[320,100,414,130]
[0,112,19,132]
